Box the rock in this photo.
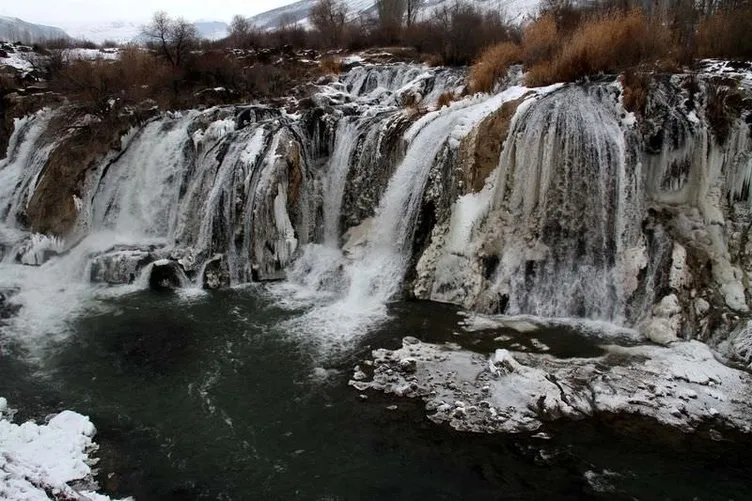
[642,294,683,345]
[26,112,137,237]
[490,348,523,375]
[90,246,155,285]
[202,254,231,290]
[0,288,21,320]
[353,339,752,434]
[694,298,710,317]
[148,260,186,291]
[14,233,64,266]
[399,358,417,373]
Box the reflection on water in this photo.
[1,288,751,500]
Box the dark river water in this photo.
[1,287,751,501]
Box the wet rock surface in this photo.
[148,260,186,291]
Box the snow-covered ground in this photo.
[59,20,228,44]
[63,48,120,61]
[0,49,34,74]
[0,398,131,500]
[698,59,752,89]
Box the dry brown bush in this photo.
[319,56,343,74]
[468,42,521,93]
[621,69,651,116]
[525,9,676,86]
[437,91,455,108]
[521,14,559,67]
[697,8,752,59]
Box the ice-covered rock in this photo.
[352,337,752,434]
[148,259,187,291]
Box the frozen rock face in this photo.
[351,336,752,434]
[413,74,752,349]
[0,63,460,292]
[148,259,187,291]
[1,62,751,352]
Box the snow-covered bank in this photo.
[350,336,752,435]
[0,398,131,501]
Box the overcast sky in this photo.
[0,0,296,26]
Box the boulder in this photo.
[148,260,187,291]
[202,254,230,290]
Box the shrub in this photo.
[319,55,343,74]
[525,9,676,86]
[437,91,455,108]
[521,14,559,67]
[621,69,651,116]
[468,42,521,93]
[697,8,752,59]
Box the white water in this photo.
[3,65,750,359]
[90,115,198,239]
[323,120,358,246]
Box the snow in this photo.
[353,337,752,434]
[63,48,120,61]
[0,399,131,500]
[250,0,543,30]
[0,51,34,74]
[699,59,752,89]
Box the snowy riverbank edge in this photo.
[351,336,752,435]
[0,398,132,501]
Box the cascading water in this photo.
[2,60,750,357]
[323,120,358,246]
[488,86,637,319]
[90,114,199,241]
[416,85,646,321]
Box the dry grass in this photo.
[468,42,521,93]
[319,56,343,74]
[621,69,651,116]
[521,14,559,67]
[423,53,444,67]
[697,8,752,59]
[525,9,676,87]
[437,91,455,108]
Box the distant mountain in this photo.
[194,21,230,40]
[61,19,229,44]
[60,20,143,44]
[249,0,541,29]
[0,16,69,43]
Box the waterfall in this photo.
[323,120,358,246]
[0,112,57,231]
[90,113,199,240]
[343,111,462,305]
[2,61,750,355]
[487,86,635,319]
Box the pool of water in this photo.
[1,287,751,500]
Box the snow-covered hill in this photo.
[0,16,69,43]
[60,20,229,44]
[249,0,540,29]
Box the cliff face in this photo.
[1,62,751,363]
[413,73,752,364]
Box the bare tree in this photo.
[405,0,425,27]
[376,0,406,41]
[142,11,197,67]
[229,14,255,48]
[310,0,348,46]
